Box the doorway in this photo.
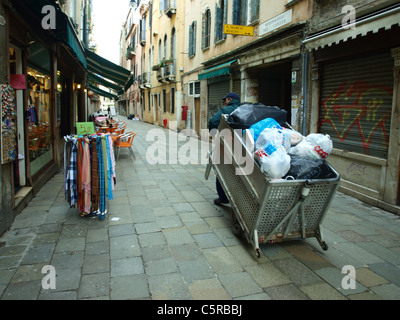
[195,98,200,135]
[249,61,292,124]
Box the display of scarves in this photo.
[63,133,115,218]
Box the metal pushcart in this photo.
[205,115,340,258]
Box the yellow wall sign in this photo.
[223,24,254,36]
[76,122,95,135]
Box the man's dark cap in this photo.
[222,92,239,101]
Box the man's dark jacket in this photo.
[208,99,240,130]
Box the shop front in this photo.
[305,8,400,213]
[0,0,60,233]
[26,52,54,178]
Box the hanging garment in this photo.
[77,137,84,211]
[67,138,78,206]
[105,136,113,200]
[81,137,91,213]
[91,137,100,212]
[97,136,106,213]
[101,136,108,197]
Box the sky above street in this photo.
[91,0,130,64]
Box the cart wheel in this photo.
[320,241,328,251]
[231,214,243,237]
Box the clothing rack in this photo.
[63,133,116,220]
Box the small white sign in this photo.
[259,9,292,36]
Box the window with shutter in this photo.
[189,82,194,96]
[250,0,259,23]
[215,4,222,42]
[214,0,227,43]
[232,0,259,25]
[189,21,196,57]
[232,0,240,25]
[202,9,211,50]
[189,23,193,57]
[171,88,175,114]
[163,89,167,113]
[240,0,248,26]
[194,81,200,96]
[193,21,197,56]
[160,0,164,14]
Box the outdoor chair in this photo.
[115,131,136,161]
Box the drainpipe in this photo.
[301,35,309,136]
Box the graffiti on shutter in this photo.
[320,51,393,158]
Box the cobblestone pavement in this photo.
[1,116,400,300]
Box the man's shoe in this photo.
[214,198,229,205]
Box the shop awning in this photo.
[303,5,400,50]
[11,0,87,68]
[85,49,131,87]
[124,74,135,92]
[89,84,118,100]
[198,59,237,80]
[88,72,122,92]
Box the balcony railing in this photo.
[164,64,176,81]
[153,58,175,82]
[165,0,176,17]
[142,72,151,88]
[126,45,135,60]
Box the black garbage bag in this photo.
[283,155,336,180]
[226,103,287,129]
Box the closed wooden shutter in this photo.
[319,51,393,158]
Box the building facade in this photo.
[181,0,312,139]
[124,0,399,213]
[119,2,142,118]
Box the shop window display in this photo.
[27,67,53,176]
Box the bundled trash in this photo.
[283,155,336,180]
[289,133,332,160]
[244,115,333,180]
[227,103,287,129]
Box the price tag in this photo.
[76,122,95,135]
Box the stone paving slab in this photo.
[1,116,400,301]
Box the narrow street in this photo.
[1,116,400,301]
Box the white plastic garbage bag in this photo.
[255,127,291,152]
[254,142,291,179]
[289,133,332,160]
[282,128,303,146]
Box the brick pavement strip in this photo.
[1,116,400,300]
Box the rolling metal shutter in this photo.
[319,51,393,159]
[207,76,230,123]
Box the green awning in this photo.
[198,59,237,80]
[89,84,118,100]
[86,49,131,87]
[54,8,87,68]
[88,72,122,92]
[12,0,87,68]
[124,74,135,92]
